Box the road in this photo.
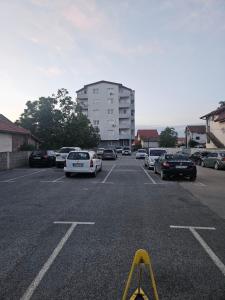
[0,155,225,299]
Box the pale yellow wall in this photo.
[0,133,12,152]
[209,117,225,147]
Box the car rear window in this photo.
[59,148,74,153]
[165,154,189,160]
[31,150,46,155]
[67,152,90,160]
[123,147,130,150]
[150,150,166,156]
[104,150,113,153]
[138,149,146,153]
[208,153,218,157]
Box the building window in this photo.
[107,87,114,91]
[93,109,99,113]
[93,88,99,94]
[93,99,100,105]
[108,109,114,114]
[196,136,200,140]
[93,120,99,125]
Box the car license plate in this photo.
[176,165,187,169]
[34,157,41,159]
[73,163,83,167]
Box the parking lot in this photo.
[0,155,225,299]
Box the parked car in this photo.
[190,151,210,165]
[102,149,117,160]
[154,153,197,181]
[136,149,147,159]
[201,152,225,170]
[145,148,167,169]
[29,150,55,167]
[55,147,81,168]
[96,148,105,158]
[64,150,102,177]
[122,146,131,156]
[116,146,123,153]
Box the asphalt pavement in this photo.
[0,155,225,299]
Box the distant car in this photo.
[122,147,131,156]
[136,149,147,159]
[145,148,167,169]
[116,146,123,153]
[201,152,225,170]
[102,149,117,160]
[154,153,197,181]
[64,150,102,177]
[29,150,55,167]
[55,147,81,168]
[96,148,105,158]
[190,151,210,165]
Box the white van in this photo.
[64,150,102,177]
[144,148,167,169]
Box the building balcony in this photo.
[119,90,131,97]
[119,102,130,108]
[77,94,88,100]
[119,123,131,129]
[119,113,130,119]
[119,133,131,140]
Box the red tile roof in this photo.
[215,111,225,123]
[0,114,30,135]
[186,125,206,134]
[200,105,225,119]
[137,129,159,140]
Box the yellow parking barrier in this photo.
[122,249,159,300]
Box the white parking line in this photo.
[20,221,95,300]
[170,225,225,277]
[3,170,46,182]
[141,166,157,184]
[101,164,116,183]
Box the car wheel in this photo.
[65,172,71,178]
[189,175,196,181]
[214,162,220,170]
[154,166,157,174]
[160,170,166,180]
[99,164,102,172]
[92,168,97,177]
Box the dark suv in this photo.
[29,150,55,167]
[102,149,117,160]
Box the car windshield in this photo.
[150,150,166,156]
[59,148,74,153]
[208,153,218,157]
[123,147,130,150]
[138,149,146,153]
[104,150,113,153]
[219,152,225,157]
[67,152,90,160]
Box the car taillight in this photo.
[162,161,170,168]
[90,159,93,167]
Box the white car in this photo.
[64,150,102,177]
[55,147,81,168]
[145,148,167,169]
[122,147,131,156]
[136,149,147,159]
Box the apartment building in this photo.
[76,80,135,147]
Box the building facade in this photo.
[185,125,206,147]
[136,129,159,148]
[76,81,135,147]
[200,105,225,148]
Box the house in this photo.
[177,137,186,147]
[76,80,135,147]
[0,114,40,152]
[200,105,225,148]
[185,125,206,147]
[136,129,159,148]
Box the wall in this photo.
[0,151,30,170]
[0,133,12,152]
[208,117,225,148]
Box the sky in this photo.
[1,0,225,135]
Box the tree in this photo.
[159,127,178,147]
[219,101,225,108]
[16,89,100,149]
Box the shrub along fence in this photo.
[0,151,31,170]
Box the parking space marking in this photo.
[141,166,157,184]
[20,221,95,300]
[170,225,225,277]
[101,164,116,183]
[3,170,46,182]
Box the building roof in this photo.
[76,80,133,93]
[137,129,159,140]
[0,114,30,135]
[186,125,206,134]
[200,105,225,120]
[177,137,185,142]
